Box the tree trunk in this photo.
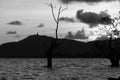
[110,58,119,67]
[47,55,52,68]
[108,36,119,67]
[46,50,52,68]
[46,41,54,68]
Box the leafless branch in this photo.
[48,3,68,39]
[48,3,56,8]
[48,3,57,23]
[60,5,68,13]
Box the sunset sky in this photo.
[0,0,120,44]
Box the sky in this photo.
[0,0,120,44]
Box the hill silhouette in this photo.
[0,34,120,58]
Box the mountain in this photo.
[0,34,120,58]
[0,35,53,58]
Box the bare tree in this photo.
[48,3,68,39]
[100,12,120,67]
[46,3,68,68]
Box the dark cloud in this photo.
[7,31,17,34]
[96,35,109,40]
[37,23,44,28]
[60,0,118,4]
[59,17,75,23]
[8,21,22,25]
[65,29,88,39]
[76,9,112,27]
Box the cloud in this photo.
[59,17,75,23]
[37,23,44,28]
[96,35,109,40]
[65,29,88,39]
[8,21,22,25]
[15,35,21,38]
[60,0,118,4]
[7,31,17,34]
[76,9,112,27]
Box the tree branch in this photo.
[51,7,57,23]
[48,3,68,39]
[60,5,68,13]
[48,3,57,23]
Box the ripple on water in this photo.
[0,58,120,80]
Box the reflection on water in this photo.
[0,58,120,80]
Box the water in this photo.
[0,58,120,80]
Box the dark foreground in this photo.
[0,58,120,80]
